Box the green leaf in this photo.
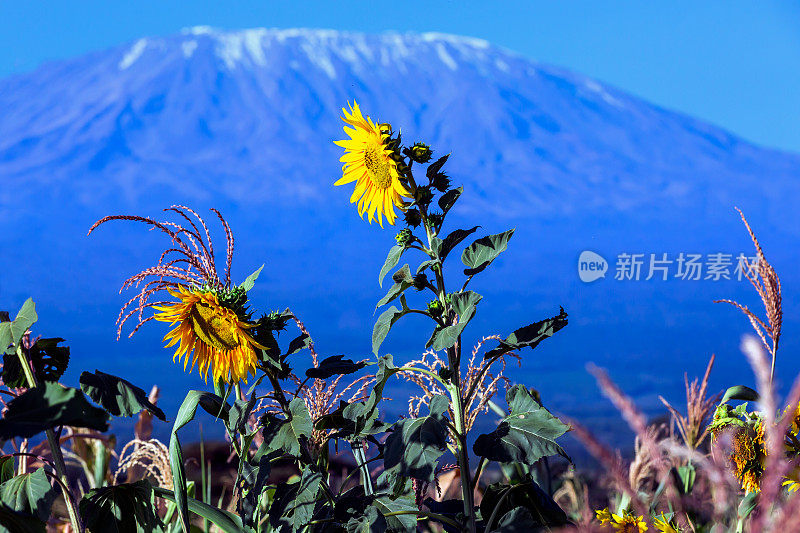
[383,395,449,482]
[0,457,13,484]
[0,503,45,533]
[3,338,71,389]
[373,493,418,532]
[306,355,367,380]
[260,397,312,456]
[268,466,322,532]
[372,306,408,356]
[438,186,462,215]
[439,226,478,261]
[0,299,38,355]
[461,229,515,276]
[80,370,166,421]
[285,332,312,357]
[0,382,109,439]
[429,291,482,351]
[481,477,570,532]
[79,480,161,533]
[168,391,230,533]
[0,468,57,522]
[226,392,256,435]
[484,308,568,360]
[426,154,450,179]
[376,265,414,308]
[379,245,406,288]
[153,486,243,533]
[473,385,570,465]
[241,264,264,292]
[416,259,439,276]
[721,385,759,404]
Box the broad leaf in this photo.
[0,503,45,533]
[268,466,322,532]
[438,186,462,215]
[285,332,312,357]
[376,265,415,308]
[461,229,515,276]
[473,385,570,465]
[0,468,56,522]
[80,370,166,421]
[721,385,759,404]
[0,382,109,439]
[261,398,312,456]
[429,291,482,351]
[426,154,450,179]
[226,392,256,435]
[79,480,161,533]
[241,264,264,291]
[3,338,70,388]
[306,355,367,380]
[384,395,449,482]
[0,299,37,355]
[481,477,570,532]
[372,306,408,355]
[373,493,418,532]
[439,226,478,261]
[484,308,568,360]
[379,245,406,288]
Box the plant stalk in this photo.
[16,344,83,533]
[350,439,374,496]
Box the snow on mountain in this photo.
[1,28,798,444]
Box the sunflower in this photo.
[653,514,681,533]
[730,421,765,493]
[154,286,264,384]
[334,101,412,226]
[596,508,648,532]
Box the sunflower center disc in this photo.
[191,302,240,351]
[364,145,392,190]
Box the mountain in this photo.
[1,28,798,446]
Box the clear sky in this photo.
[2,1,800,153]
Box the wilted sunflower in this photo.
[729,422,766,493]
[334,101,412,226]
[89,206,264,384]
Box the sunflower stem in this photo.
[15,344,83,533]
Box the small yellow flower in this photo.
[333,101,412,227]
[154,286,264,384]
[596,508,647,532]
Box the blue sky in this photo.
[2,1,800,152]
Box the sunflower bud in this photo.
[404,209,422,227]
[432,173,451,192]
[415,186,433,206]
[427,212,444,228]
[413,273,428,291]
[409,142,433,164]
[427,299,444,317]
[395,228,413,247]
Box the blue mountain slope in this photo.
[1,28,798,446]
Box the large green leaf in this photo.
[461,229,515,276]
[437,186,462,215]
[306,355,367,380]
[484,308,568,360]
[481,478,570,532]
[429,291,482,351]
[268,466,322,532]
[473,385,570,465]
[383,395,449,482]
[168,391,229,533]
[80,370,166,421]
[0,382,109,439]
[153,487,243,533]
[260,397,312,456]
[2,338,70,388]
[79,480,161,533]
[0,468,56,522]
[721,385,759,404]
[438,226,478,261]
[379,245,407,288]
[376,265,415,309]
[0,503,45,533]
[372,306,408,356]
[0,299,37,355]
